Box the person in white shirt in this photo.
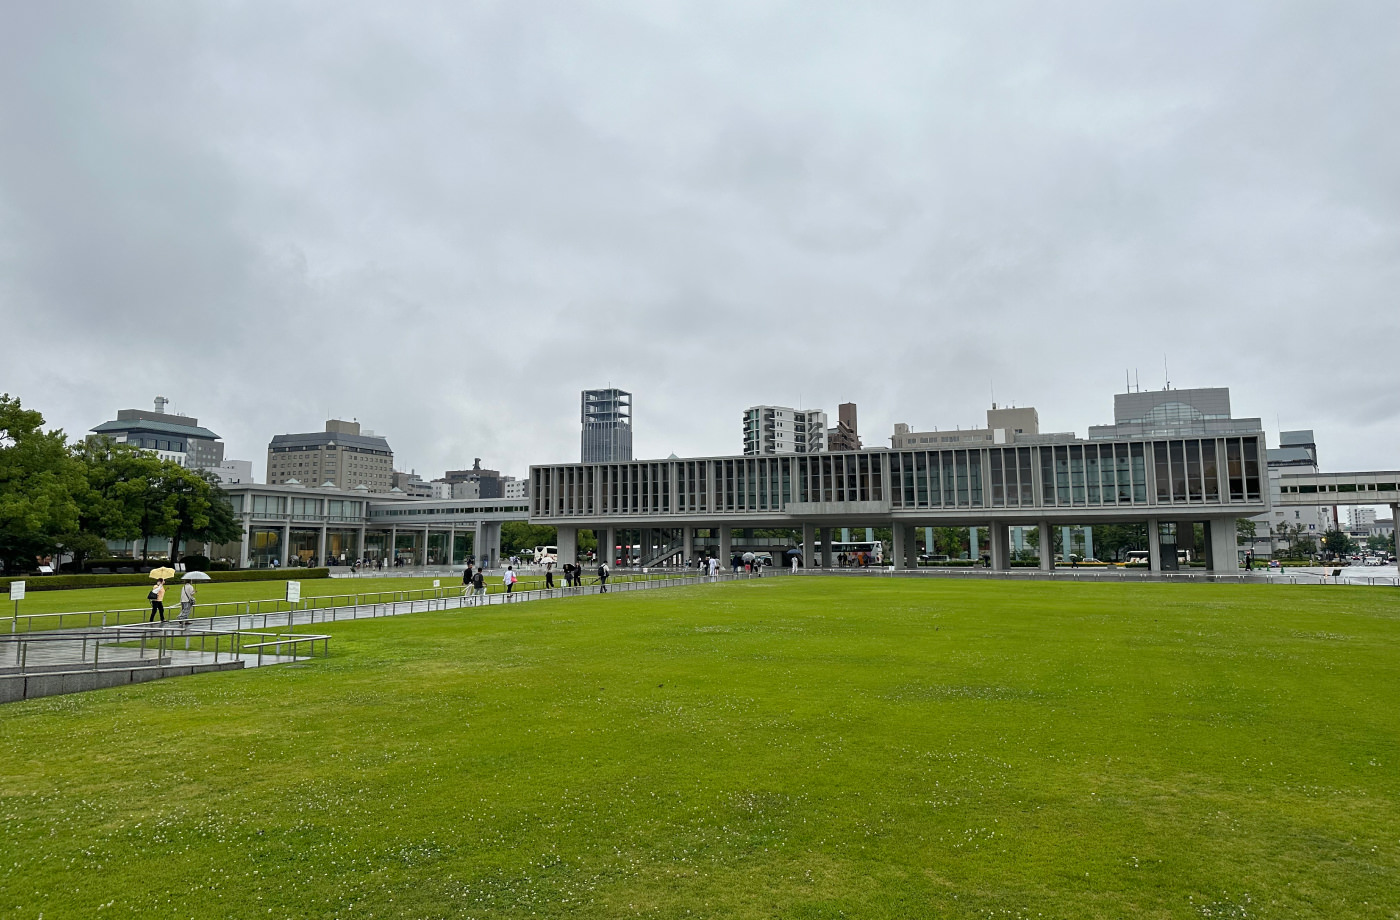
[178,581,196,623]
[503,566,517,595]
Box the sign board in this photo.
[285,580,301,603]
[433,579,440,588]
[10,581,24,601]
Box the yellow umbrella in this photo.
[148,567,176,580]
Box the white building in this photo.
[1347,507,1377,530]
[743,406,827,455]
[893,405,1045,449]
[206,459,255,485]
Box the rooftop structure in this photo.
[88,396,225,469]
[1088,387,1261,439]
[582,388,633,463]
[267,420,393,492]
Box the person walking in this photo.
[178,579,196,625]
[545,560,555,589]
[503,565,518,596]
[708,556,720,579]
[148,578,167,622]
[462,563,474,599]
[1245,552,1254,572]
[597,560,610,592]
[791,554,799,574]
[471,569,486,604]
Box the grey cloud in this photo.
[2,0,1397,480]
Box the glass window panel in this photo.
[1154,442,1171,503]
[990,449,1005,507]
[1185,440,1203,501]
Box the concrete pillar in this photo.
[357,526,366,563]
[390,527,397,565]
[484,522,501,569]
[718,525,731,564]
[603,527,617,567]
[682,526,694,565]
[280,523,291,567]
[448,529,455,566]
[969,526,979,561]
[990,523,1011,571]
[820,528,832,568]
[557,525,577,566]
[1147,518,1162,572]
[422,528,430,566]
[1083,526,1094,562]
[892,524,906,570]
[1038,521,1053,571]
[802,523,815,569]
[239,519,251,569]
[317,526,327,567]
[1208,518,1240,573]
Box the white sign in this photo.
[433,579,440,588]
[10,581,24,601]
[286,580,301,603]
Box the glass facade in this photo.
[532,435,1265,517]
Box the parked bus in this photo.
[532,545,558,565]
[826,540,884,565]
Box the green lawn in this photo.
[3,578,1398,918]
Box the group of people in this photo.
[459,560,613,601]
[146,578,197,624]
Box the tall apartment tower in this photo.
[827,402,862,451]
[581,388,633,463]
[743,406,828,455]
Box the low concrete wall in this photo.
[0,660,244,704]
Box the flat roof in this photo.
[91,419,221,440]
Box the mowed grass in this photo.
[2,577,1398,919]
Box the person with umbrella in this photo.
[178,577,197,625]
[147,566,175,622]
[742,551,755,573]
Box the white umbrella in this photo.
[181,571,212,580]
[742,551,756,563]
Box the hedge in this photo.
[2,569,330,594]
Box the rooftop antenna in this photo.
[1135,369,1140,392]
[1164,354,1170,390]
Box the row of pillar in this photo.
[237,521,502,569]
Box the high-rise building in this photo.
[1348,507,1377,531]
[582,388,632,463]
[743,406,827,455]
[827,402,861,451]
[88,396,226,470]
[267,420,393,491]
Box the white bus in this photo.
[532,545,558,565]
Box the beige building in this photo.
[267,420,393,491]
[892,405,1042,449]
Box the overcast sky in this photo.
[3,1,1397,483]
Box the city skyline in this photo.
[3,3,1396,482]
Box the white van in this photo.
[533,545,558,565]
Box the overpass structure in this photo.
[1275,472,1400,540]
[529,431,1271,573]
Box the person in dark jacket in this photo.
[597,561,610,592]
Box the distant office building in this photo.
[443,460,504,499]
[1087,387,1260,439]
[1257,429,1335,543]
[206,459,255,485]
[391,470,435,499]
[743,406,827,455]
[582,388,632,462]
[89,396,225,469]
[503,477,527,499]
[267,420,393,491]
[826,402,861,451]
[892,405,1045,449]
[1348,507,1377,530]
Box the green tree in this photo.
[0,395,85,573]
[1320,529,1352,558]
[158,467,242,562]
[501,522,557,556]
[1236,518,1257,541]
